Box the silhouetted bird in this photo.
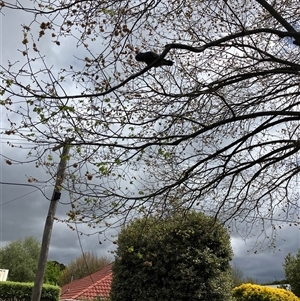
[135,51,174,67]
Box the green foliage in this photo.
[283,251,300,297]
[111,211,233,301]
[44,261,65,285]
[0,281,60,301]
[58,252,111,286]
[0,236,40,282]
[233,283,299,301]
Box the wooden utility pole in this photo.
[31,142,71,301]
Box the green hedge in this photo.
[233,283,299,301]
[0,281,60,301]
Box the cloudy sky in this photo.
[1,2,300,285]
[1,151,299,283]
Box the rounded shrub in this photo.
[110,211,233,301]
[233,283,299,301]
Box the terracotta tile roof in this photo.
[60,263,113,300]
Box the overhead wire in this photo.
[0,181,51,203]
[74,221,95,284]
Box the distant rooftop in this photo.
[263,284,291,291]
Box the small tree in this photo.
[44,261,65,285]
[111,211,233,301]
[283,251,300,297]
[0,236,40,282]
[59,252,111,286]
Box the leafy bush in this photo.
[0,281,60,301]
[284,251,300,297]
[233,283,299,301]
[111,211,233,301]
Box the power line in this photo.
[75,221,94,284]
[0,181,51,202]
[0,187,49,206]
